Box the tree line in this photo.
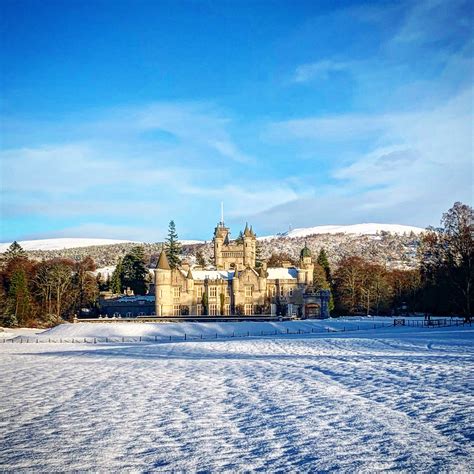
[0,203,471,327]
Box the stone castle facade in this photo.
[154,221,330,318]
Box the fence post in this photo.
[184,334,187,341]
[287,328,289,334]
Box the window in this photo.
[289,287,293,296]
[245,286,252,297]
[280,286,284,297]
[173,287,181,298]
[224,304,230,315]
[225,285,230,296]
[173,305,180,316]
[271,286,276,297]
[244,304,253,315]
[196,286,203,298]
[210,287,217,298]
[209,303,218,316]
[196,304,202,316]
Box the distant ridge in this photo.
[0,237,205,252]
[0,238,137,252]
[1,224,425,252]
[260,223,425,240]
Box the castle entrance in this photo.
[305,303,321,318]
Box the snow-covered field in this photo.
[0,324,472,472]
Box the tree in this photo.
[235,231,244,245]
[267,252,298,267]
[333,256,366,314]
[6,267,30,326]
[34,259,74,323]
[255,241,264,268]
[110,258,123,294]
[121,246,148,295]
[316,249,335,311]
[6,241,27,258]
[165,220,182,269]
[313,263,329,291]
[419,202,473,317]
[201,291,208,315]
[196,250,206,267]
[72,257,98,311]
[317,248,332,283]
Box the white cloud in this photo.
[293,60,352,83]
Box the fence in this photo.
[1,318,468,345]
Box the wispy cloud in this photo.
[293,60,353,83]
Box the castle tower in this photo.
[298,243,314,285]
[154,249,172,316]
[213,223,230,268]
[243,223,256,268]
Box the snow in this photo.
[260,223,426,240]
[0,323,472,471]
[191,269,235,280]
[0,238,136,252]
[267,267,298,280]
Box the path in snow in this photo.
[0,327,473,472]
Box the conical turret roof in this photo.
[244,222,252,237]
[187,268,194,279]
[157,250,171,270]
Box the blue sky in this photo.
[1,0,472,242]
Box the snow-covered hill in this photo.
[0,238,137,252]
[260,223,425,240]
[0,237,205,253]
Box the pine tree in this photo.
[165,220,182,269]
[121,246,148,295]
[316,249,335,311]
[110,258,123,294]
[255,241,263,268]
[6,267,30,326]
[5,241,27,261]
[317,248,332,283]
[235,231,244,245]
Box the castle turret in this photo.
[298,243,314,285]
[243,222,256,268]
[155,250,172,316]
[213,223,230,269]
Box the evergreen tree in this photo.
[317,248,334,311]
[165,220,182,269]
[6,267,30,326]
[317,248,332,283]
[255,241,263,268]
[110,258,123,294]
[5,241,27,261]
[196,250,206,267]
[121,247,148,295]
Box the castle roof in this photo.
[300,244,312,258]
[192,270,235,281]
[244,222,251,237]
[157,250,171,270]
[266,267,298,280]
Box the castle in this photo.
[154,220,330,318]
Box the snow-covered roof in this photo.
[266,267,298,280]
[192,270,235,281]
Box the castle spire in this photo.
[220,201,224,226]
[157,249,171,270]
